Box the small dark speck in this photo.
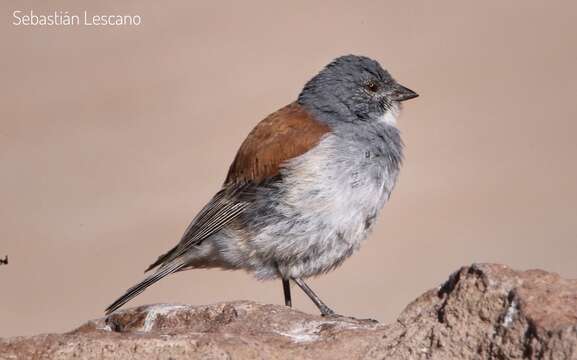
[364,214,377,230]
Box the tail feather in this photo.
[144,245,178,273]
[105,260,185,315]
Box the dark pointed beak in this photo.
[390,84,418,102]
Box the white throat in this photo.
[379,103,400,126]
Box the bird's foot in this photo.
[320,311,379,324]
[355,317,379,324]
[319,306,338,317]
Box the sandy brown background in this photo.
[1,0,576,338]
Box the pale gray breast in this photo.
[233,131,400,279]
[281,133,397,242]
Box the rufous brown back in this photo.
[225,102,330,185]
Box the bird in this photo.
[105,55,418,316]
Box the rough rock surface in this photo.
[1,264,576,359]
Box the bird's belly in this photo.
[241,136,397,279]
[276,174,388,278]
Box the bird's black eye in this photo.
[364,81,380,93]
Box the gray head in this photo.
[298,55,418,124]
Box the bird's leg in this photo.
[282,279,292,307]
[293,278,336,316]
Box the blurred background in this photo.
[1,0,576,337]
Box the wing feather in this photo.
[146,102,329,271]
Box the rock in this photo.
[1,264,576,359]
